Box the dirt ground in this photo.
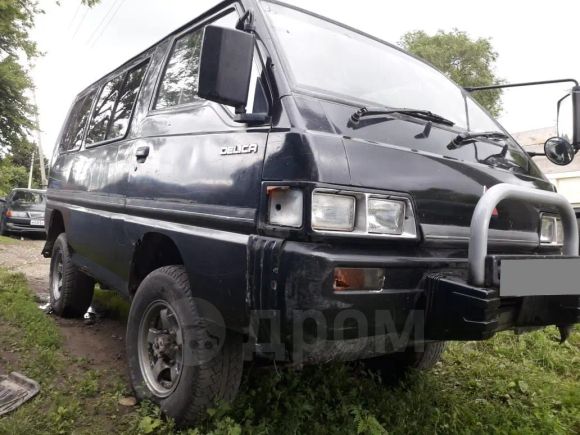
[0,236,128,378]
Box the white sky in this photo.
[31,0,580,156]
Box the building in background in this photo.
[513,127,580,207]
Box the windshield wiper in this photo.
[447,131,509,149]
[350,106,455,127]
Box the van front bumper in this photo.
[247,184,580,361]
[248,238,580,342]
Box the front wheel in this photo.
[126,265,243,427]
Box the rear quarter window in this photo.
[59,90,97,152]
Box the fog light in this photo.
[540,215,563,246]
[333,268,385,292]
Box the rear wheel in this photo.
[363,342,446,380]
[49,233,94,317]
[126,265,243,427]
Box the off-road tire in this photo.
[363,342,446,380]
[126,265,243,427]
[49,233,95,317]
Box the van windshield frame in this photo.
[260,0,507,135]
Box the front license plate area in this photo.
[499,257,580,297]
[30,219,44,226]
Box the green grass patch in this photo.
[0,235,17,244]
[0,268,578,434]
[0,269,141,434]
[92,287,131,321]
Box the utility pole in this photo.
[32,88,47,188]
[28,150,35,189]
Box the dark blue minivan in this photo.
[43,0,580,426]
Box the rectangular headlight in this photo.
[6,210,27,218]
[312,193,356,231]
[367,198,405,235]
[540,215,563,245]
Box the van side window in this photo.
[86,75,124,145]
[155,31,203,109]
[155,11,237,110]
[60,90,96,152]
[86,60,150,145]
[109,62,149,139]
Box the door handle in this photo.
[135,146,150,162]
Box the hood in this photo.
[282,96,557,248]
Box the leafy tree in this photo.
[0,158,28,196]
[400,29,503,117]
[0,0,39,149]
[0,0,45,190]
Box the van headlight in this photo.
[310,188,418,239]
[367,198,405,235]
[540,215,564,246]
[311,193,356,231]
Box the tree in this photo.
[0,0,45,192]
[400,29,503,117]
[0,158,28,196]
[0,0,39,149]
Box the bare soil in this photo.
[0,236,129,380]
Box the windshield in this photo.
[263,2,502,133]
[12,191,45,205]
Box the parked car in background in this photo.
[0,188,46,236]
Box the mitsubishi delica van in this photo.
[44,0,580,425]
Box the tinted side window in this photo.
[109,62,149,140]
[155,31,203,109]
[155,11,237,110]
[60,91,96,152]
[86,75,123,145]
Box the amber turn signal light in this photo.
[333,267,385,292]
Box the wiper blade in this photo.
[448,131,509,149]
[350,106,455,126]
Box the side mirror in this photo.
[198,25,255,111]
[544,137,575,166]
[557,85,580,150]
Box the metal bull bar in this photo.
[468,183,579,286]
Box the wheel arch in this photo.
[128,232,184,297]
[42,209,65,257]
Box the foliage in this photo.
[400,29,503,117]
[0,0,40,147]
[0,0,45,193]
[0,157,28,195]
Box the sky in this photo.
[30,0,580,157]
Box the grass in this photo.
[0,235,17,244]
[0,268,578,434]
